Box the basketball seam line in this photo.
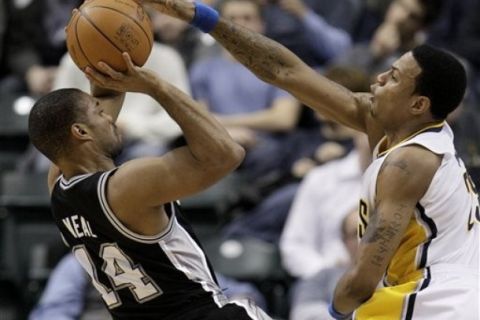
[79,8,129,59]
[74,13,96,69]
[83,5,152,49]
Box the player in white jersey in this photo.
[142,2,479,318]
[356,122,479,319]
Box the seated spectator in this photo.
[0,0,81,96]
[190,0,300,181]
[261,0,362,67]
[279,133,370,280]
[334,0,444,77]
[289,210,359,320]
[149,8,218,69]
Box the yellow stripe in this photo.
[385,214,427,285]
[377,121,445,158]
[355,278,422,320]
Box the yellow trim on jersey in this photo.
[377,121,445,158]
[385,216,427,285]
[355,277,423,320]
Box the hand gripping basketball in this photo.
[85,52,158,94]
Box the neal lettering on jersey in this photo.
[62,214,98,239]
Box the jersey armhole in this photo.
[96,170,176,244]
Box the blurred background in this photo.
[0,0,479,319]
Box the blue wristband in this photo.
[191,2,219,33]
[328,302,351,320]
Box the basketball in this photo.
[66,0,153,72]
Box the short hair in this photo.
[411,44,466,120]
[28,88,88,161]
[418,0,444,27]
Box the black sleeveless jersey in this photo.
[50,169,229,320]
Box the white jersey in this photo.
[361,121,479,284]
[355,122,480,320]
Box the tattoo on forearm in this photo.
[212,20,292,82]
[363,207,405,267]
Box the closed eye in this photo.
[390,70,397,81]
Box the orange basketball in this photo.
[66,0,153,72]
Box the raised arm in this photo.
[330,146,441,317]
[47,75,125,193]
[85,53,245,211]
[148,1,375,135]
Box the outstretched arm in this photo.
[147,1,379,138]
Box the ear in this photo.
[410,96,431,116]
[71,123,93,141]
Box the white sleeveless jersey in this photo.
[360,122,480,285]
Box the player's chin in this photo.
[110,142,124,160]
[369,103,376,117]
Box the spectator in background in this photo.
[151,9,218,69]
[280,133,370,282]
[334,0,444,77]
[0,0,81,96]
[190,0,300,182]
[289,210,359,320]
[261,0,362,67]
[351,0,393,42]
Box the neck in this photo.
[384,119,443,149]
[58,150,116,180]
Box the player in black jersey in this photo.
[28,53,272,320]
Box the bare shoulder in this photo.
[378,145,442,201]
[382,145,441,174]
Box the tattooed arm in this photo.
[331,146,441,315]
[146,0,383,144]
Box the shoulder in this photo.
[383,145,441,174]
[377,145,442,199]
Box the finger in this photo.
[122,52,136,73]
[97,61,123,80]
[85,66,107,86]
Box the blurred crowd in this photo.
[0,0,479,319]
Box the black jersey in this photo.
[50,169,240,320]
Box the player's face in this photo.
[222,1,264,33]
[83,97,123,158]
[369,52,422,126]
